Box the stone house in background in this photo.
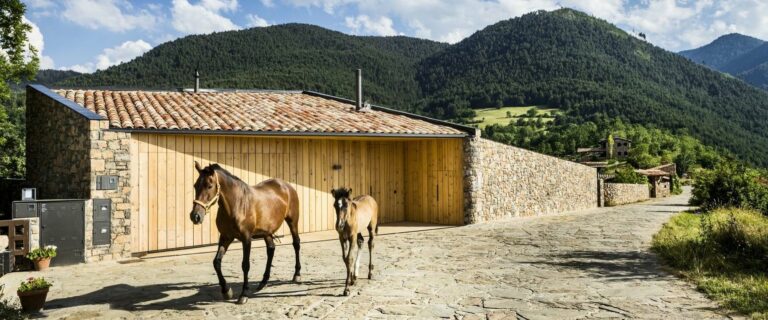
[577,136,632,161]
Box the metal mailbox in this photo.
[92,199,111,246]
[12,201,38,218]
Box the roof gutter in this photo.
[27,84,105,120]
[106,128,467,139]
[302,91,480,137]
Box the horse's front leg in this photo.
[343,233,357,296]
[255,235,276,292]
[237,238,252,305]
[213,235,234,300]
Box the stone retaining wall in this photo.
[604,183,649,206]
[464,138,598,223]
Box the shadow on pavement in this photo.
[44,279,343,311]
[525,250,668,282]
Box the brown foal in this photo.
[191,161,301,305]
[330,188,379,296]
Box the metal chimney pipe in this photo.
[194,69,200,93]
[355,69,362,111]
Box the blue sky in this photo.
[22,0,768,73]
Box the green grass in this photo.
[652,209,768,319]
[472,106,559,128]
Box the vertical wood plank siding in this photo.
[131,134,463,252]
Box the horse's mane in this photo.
[207,164,250,191]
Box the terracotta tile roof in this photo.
[51,89,467,136]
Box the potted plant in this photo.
[16,277,52,313]
[26,245,57,271]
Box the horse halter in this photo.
[193,173,221,215]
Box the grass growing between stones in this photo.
[652,209,768,319]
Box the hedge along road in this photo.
[0,187,737,319]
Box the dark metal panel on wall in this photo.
[39,200,85,266]
[92,199,111,246]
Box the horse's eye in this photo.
[207,185,213,189]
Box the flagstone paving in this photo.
[0,188,740,319]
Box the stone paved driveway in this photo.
[1,189,738,319]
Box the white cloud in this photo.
[276,0,768,50]
[246,14,270,27]
[23,17,55,69]
[261,0,275,7]
[171,0,241,34]
[61,39,152,73]
[96,40,152,70]
[61,0,158,32]
[345,15,398,36]
[200,0,238,12]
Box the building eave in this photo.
[27,84,105,120]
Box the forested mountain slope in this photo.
[59,24,448,110]
[415,9,768,166]
[680,34,768,90]
[679,33,764,69]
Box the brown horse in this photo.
[330,188,378,296]
[191,161,301,304]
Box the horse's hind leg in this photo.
[213,235,234,300]
[353,233,364,284]
[367,224,375,280]
[255,235,276,292]
[287,217,302,282]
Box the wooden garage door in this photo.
[129,134,413,252]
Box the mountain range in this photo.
[680,33,768,90]
[42,9,768,166]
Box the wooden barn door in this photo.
[404,139,464,225]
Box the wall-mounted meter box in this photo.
[96,176,118,190]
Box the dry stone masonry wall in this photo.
[603,183,649,206]
[26,88,91,199]
[464,138,598,223]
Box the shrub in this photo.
[18,277,53,293]
[652,209,768,318]
[690,161,768,215]
[26,245,57,261]
[671,175,683,195]
[0,285,23,320]
[612,167,648,184]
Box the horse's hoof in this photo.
[342,289,350,296]
[236,296,248,305]
[368,274,373,280]
[293,275,302,283]
[222,287,233,300]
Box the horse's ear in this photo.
[346,188,352,195]
[330,189,337,197]
[194,161,203,173]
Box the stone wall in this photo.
[464,138,598,223]
[603,183,649,206]
[26,86,132,262]
[26,87,91,199]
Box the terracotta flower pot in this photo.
[17,288,49,312]
[33,257,51,271]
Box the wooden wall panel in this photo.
[131,133,463,252]
[404,139,464,225]
[130,134,463,252]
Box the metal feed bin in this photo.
[12,199,86,266]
